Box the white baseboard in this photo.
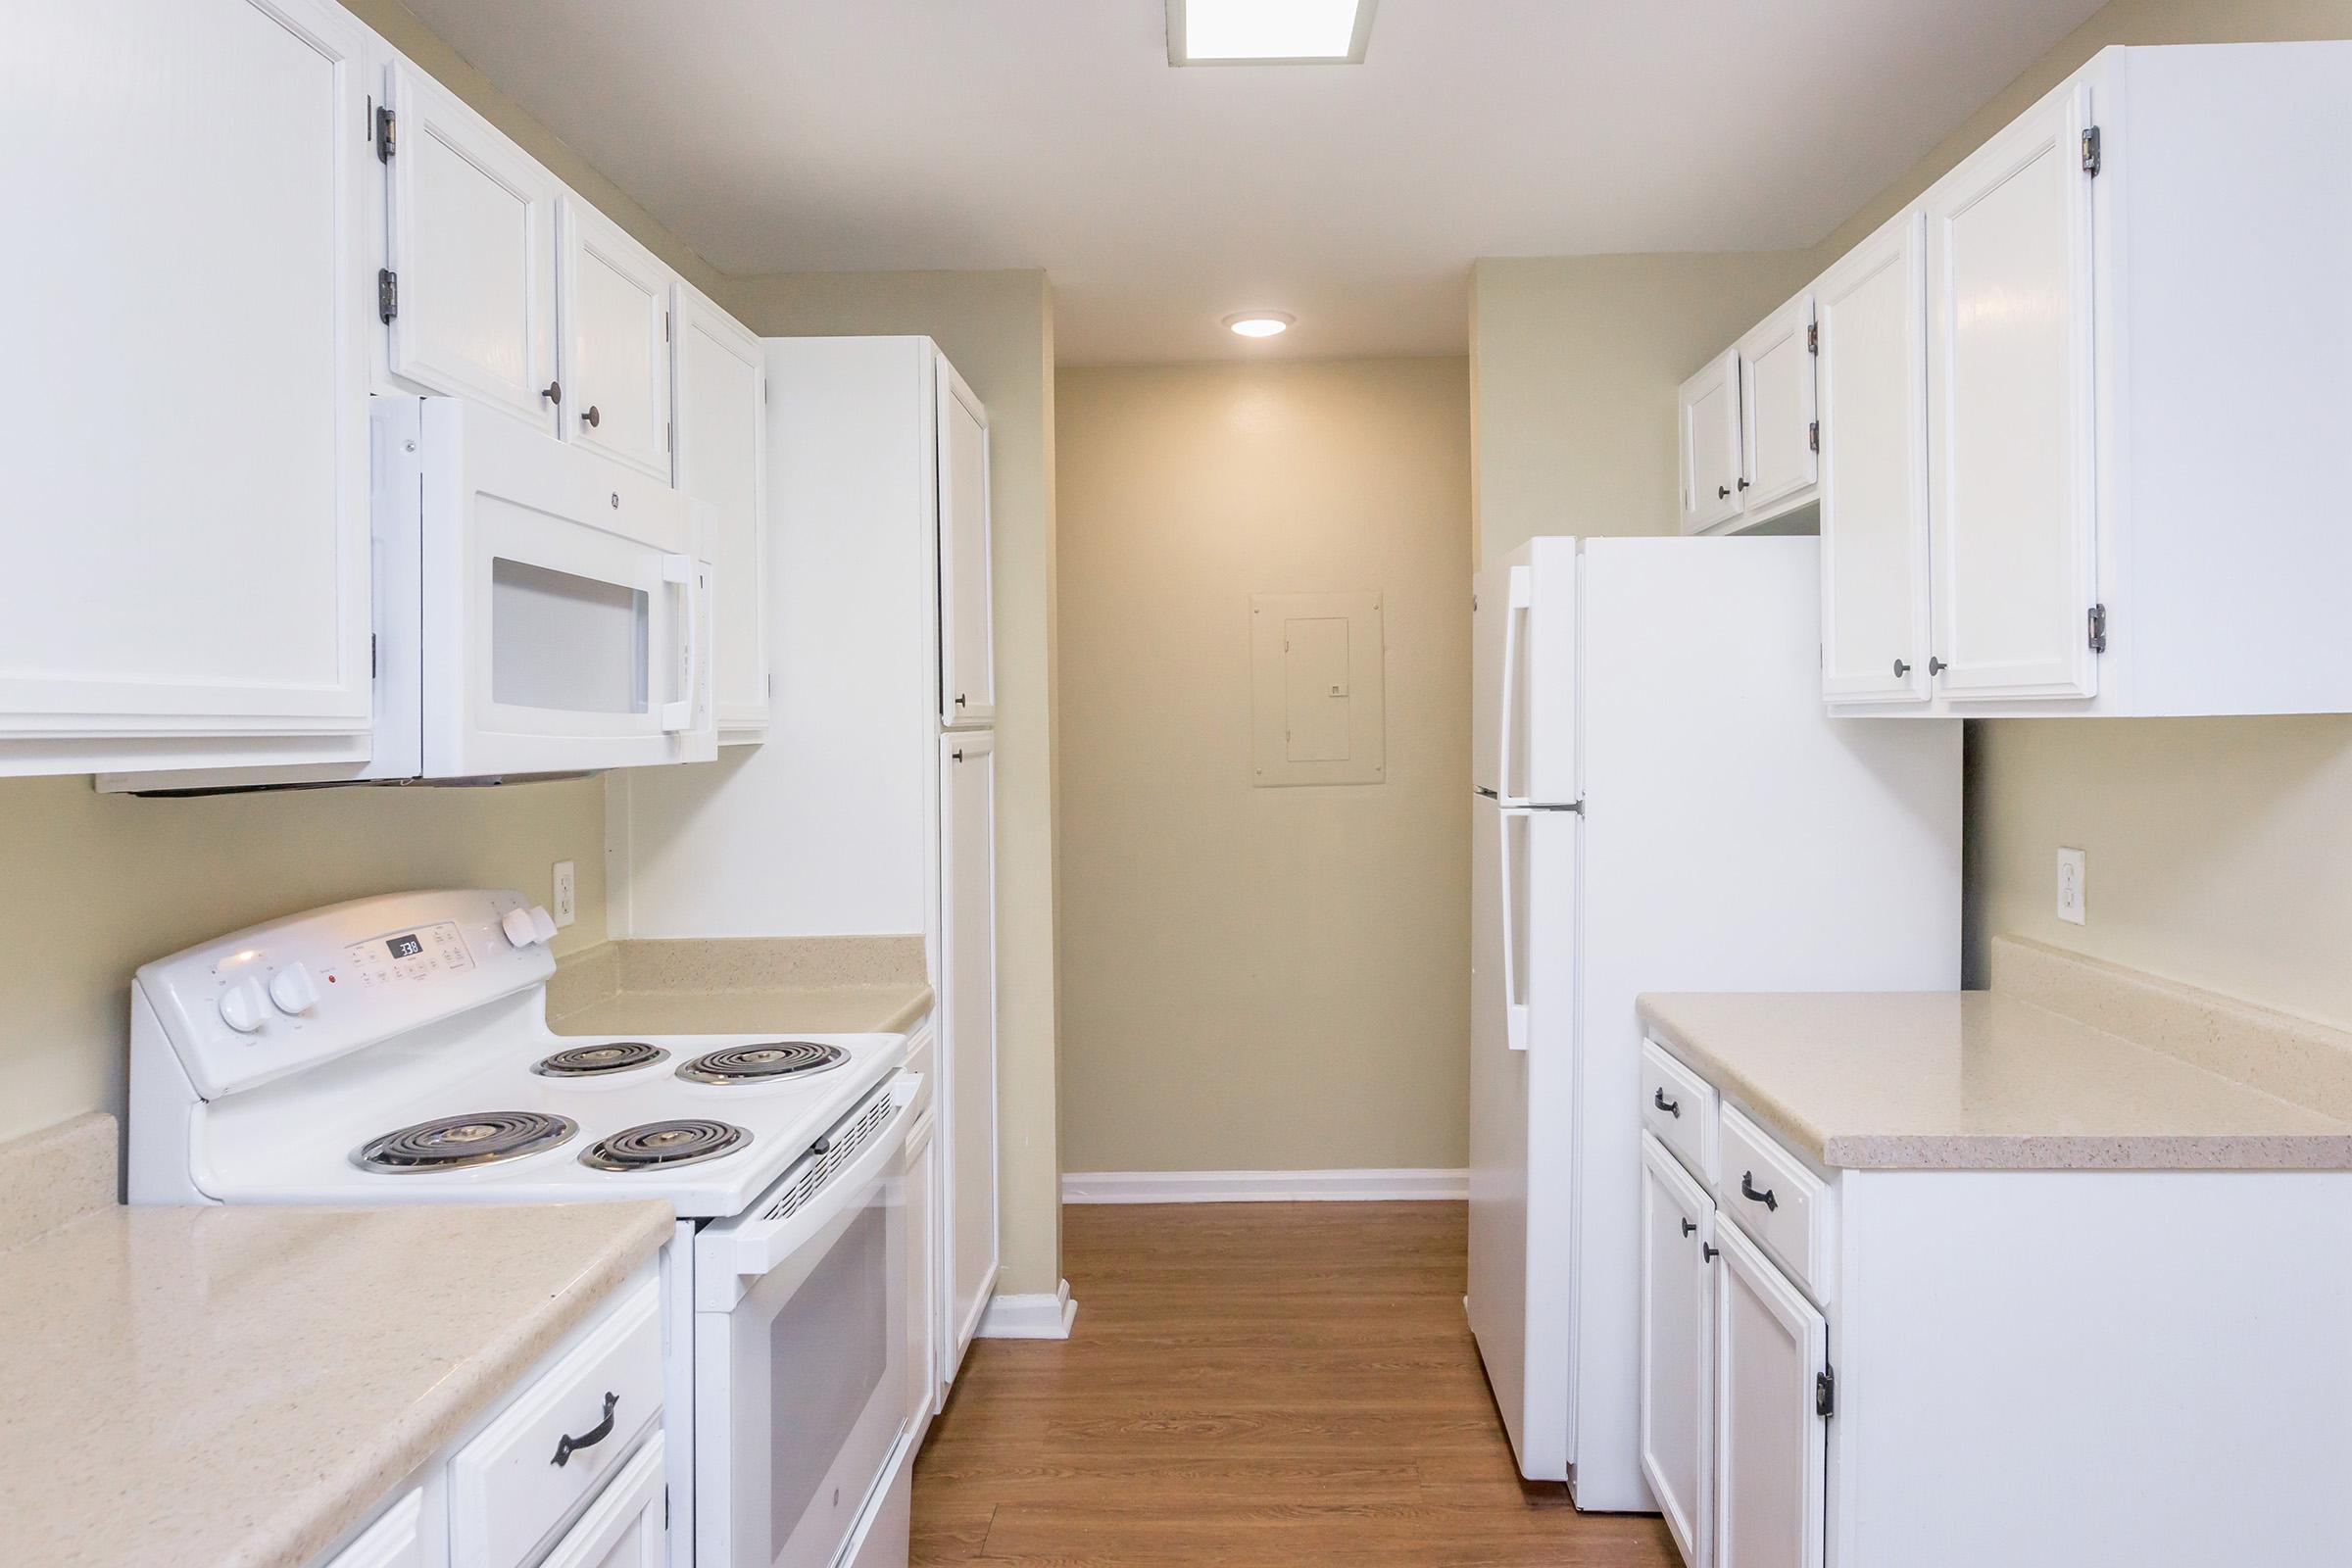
[1061,1167,1469,1204]
[975,1278,1077,1340]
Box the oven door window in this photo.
[709,1162,907,1568]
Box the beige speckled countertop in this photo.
[547,934,933,1037]
[0,1114,671,1568]
[1639,938,2352,1171]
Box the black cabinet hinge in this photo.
[1808,420,1820,454]
[1806,321,1819,355]
[2087,603,2108,653]
[375,105,397,163]
[377,269,399,324]
[1816,1366,1837,1420]
[369,634,377,678]
[2082,124,2102,176]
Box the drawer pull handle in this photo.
[551,1392,618,1468]
[1680,1218,1696,1238]
[1652,1087,1680,1118]
[1740,1171,1779,1212]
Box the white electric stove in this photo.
[126,888,926,1568]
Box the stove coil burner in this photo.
[355,1111,578,1173]
[675,1041,850,1085]
[532,1042,671,1078]
[580,1119,752,1172]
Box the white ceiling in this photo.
[398,0,2106,365]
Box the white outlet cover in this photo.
[2055,847,2086,926]
[552,859,578,928]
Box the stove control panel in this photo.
[133,889,554,1101]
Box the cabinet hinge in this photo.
[1816,1366,1837,1420]
[369,633,377,678]
[374,105,397,163]
[664,310,673,344]
[376,269,398,324]
[663,1487,669,1529]
[2081,124,2102,176]
[2087,603,2108,653]
[1808,419,1820,453]
[1806,320,1819,356]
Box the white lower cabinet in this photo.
[307,1265,665,1568]
[940,729,1002,1381]
[1712,1221,1827,1568]
[1639,1135,1714,1568]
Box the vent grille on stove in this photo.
[757,1089,900,1225]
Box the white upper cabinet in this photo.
[1817,212,1933,706]
[1736,295,1819,520]
[1713,1219,1828,1568]
[674,287,769,742]
[381,60,562,433]
[936,356,995,727]
[1926,81,2100,705]
[1,0,375,777]
[561,200,675,482]
[1797,43,2352,716]
[1677,350,1744,534]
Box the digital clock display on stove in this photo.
[385,933,423,959]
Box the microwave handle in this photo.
[659,553,696,733]
[717,1073,921,1281]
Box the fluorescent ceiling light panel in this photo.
[1169,0,1377,65]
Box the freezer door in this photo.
[1472,540,1579,805]
[1467,794,1580,1480]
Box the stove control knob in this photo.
[501,906,543,949]
[218,978,270,1035]
[269,963,320,1016]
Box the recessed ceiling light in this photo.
[1168,0,1378,66]
[1225,312,1296,338]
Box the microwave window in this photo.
[489,558,649,714]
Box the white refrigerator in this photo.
[1466,535,1960,1511]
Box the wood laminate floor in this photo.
[911,1201,1680,1567]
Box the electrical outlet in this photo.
[552,860,577,928]
[2055,847,2086,926]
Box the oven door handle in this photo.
[713,1073,920,1283]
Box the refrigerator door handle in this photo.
[1494,564,1531,805]
[1499,808,1530,1054]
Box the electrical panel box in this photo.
[1249,591,1386,787]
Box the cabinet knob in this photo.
[955,693,968,708]
[541,380,562,406]
[1928,657,1948,675]
[1737,477,1750,492]
[581,405,602,429]
[1716,485,1731,501]
[952,748,964,762]
[1701,1243,1720,1261]
[1680,1218,1696,1238]
[1892,659,1911,678]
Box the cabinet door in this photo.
[382,60,561,432]
[560,199,675,481]
[1641,1136,1714,1568]
[318,1489,430,1568]
[1818,212,1934,705]
[674,288,769,741]
[3,0,373,774]
[1925,81,2100,702]
[1713,1221,1827,1568]
[1737,295,1818,519]
[937,356,995,725]
[1678,350,1744,533]
[940,731,1000,1375]
[536,1432,667,1568]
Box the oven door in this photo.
[694,1074,917,1568]
[416,395,706,778]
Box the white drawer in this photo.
[452,1276,664,1568]
[1715,1102,1834,1303]
[1641,1038,1716,1183]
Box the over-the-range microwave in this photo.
[104,396,715,794]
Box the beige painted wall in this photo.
[1055,358,1473,1173]
[1469,253,1812,564]
[1821,0,2352,1006]
[0,775,605,1144]
[714,270,1066,1297]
